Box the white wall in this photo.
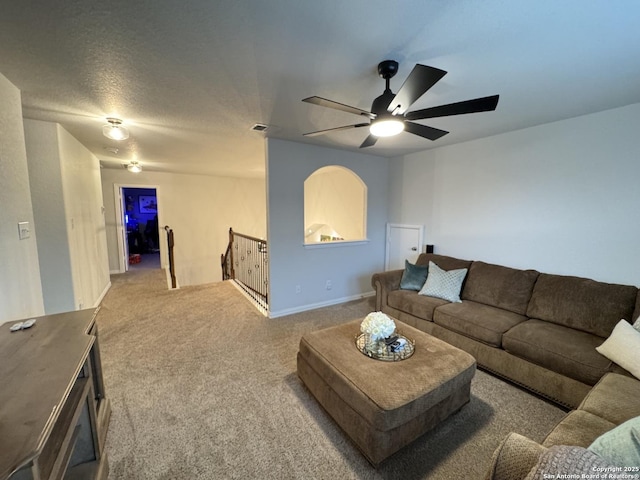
[0,73,44,323]
[390,103,640,286]
[266,138,389,317]
[24,120,75,313]
[100,168,267,287]
[23,119,111,313]
[57,125,111,309]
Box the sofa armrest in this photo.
[485,432,547,480]
[371,270,403,311]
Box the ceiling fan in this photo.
[302,60,499,148]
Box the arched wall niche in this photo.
[304,165,367,244]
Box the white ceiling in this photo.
[2,1,640,178]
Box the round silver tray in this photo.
[355,332,415,361]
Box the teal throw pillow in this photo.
[399,260,429,291]
[588,416,640,467]
[418,261,467,303]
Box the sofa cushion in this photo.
[487,432,548,480]
[608,362,635,378]
[633,289,640,326]
[414,253,472,271]
[399,260,429,291]
[526,273,638,338]
[418,261,467,303]
[503,319,610,385]
[462,261,539,315]
[542,410,616,448]
[579,373,640,425]
[387,290,448,322]
[596,320,640,380]
[433,300,527,347]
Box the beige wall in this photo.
[101,168,266,287]
[0,73,44,323]
[57,125,111,309]
[23,119,111,313]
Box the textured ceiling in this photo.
[1,1,640,178]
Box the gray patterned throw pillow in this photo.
[418,261,467,303]
[524,445,615,480]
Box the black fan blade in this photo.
[359,134,378,148]
[387,65,447,115]
[406,95,499,121]
[404,121,449,141]
[303,123,369,137]
[302,96,374,118]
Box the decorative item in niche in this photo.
[139,195,157,214]
[320,234,344,242]
[304,223,344,243]
[303,165,367,244]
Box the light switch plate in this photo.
[18,221,30,239]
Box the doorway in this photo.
[385,224,424,271]
[117,186,161,271]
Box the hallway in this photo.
[128,252,161,270]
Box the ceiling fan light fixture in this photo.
[126,161,142,173]
[103,117,130,141]
[370,118,404,137]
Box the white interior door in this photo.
[385,224,424,271]
[114,185,129,273]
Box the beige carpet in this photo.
[97,269,565,479]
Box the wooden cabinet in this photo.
[0,309,111,480]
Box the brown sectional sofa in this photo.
[486,372,640,479]
[372,253,640,408]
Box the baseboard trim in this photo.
[268,291,375,319]
[93,281,112,308]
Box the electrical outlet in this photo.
[325,280,332,290]
[295,285,301,294]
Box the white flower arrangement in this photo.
[360,312,396,341]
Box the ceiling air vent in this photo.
[251,123,269,132]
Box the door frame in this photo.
[113,184,162,273]
[385,223,424,271]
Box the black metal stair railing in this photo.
[164,225,177,289]
[221,228,268,310]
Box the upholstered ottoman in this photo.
[297,318,476,465]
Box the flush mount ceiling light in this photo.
[369,116,405,137]
[102,117,130,141]
[126,161,142,173]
